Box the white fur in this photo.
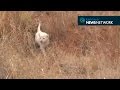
[35,22,49,56]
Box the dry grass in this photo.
[0,11,119,79]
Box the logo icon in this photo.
[79,17,85,23]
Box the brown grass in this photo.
[0,11,119,79]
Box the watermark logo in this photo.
[79,17,85,23]
[78,16,120,25]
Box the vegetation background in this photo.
[0,11,119,79]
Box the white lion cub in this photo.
[35,22,49,56]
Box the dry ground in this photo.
[0,11,119,79]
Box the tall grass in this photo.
[0,11,119,79]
